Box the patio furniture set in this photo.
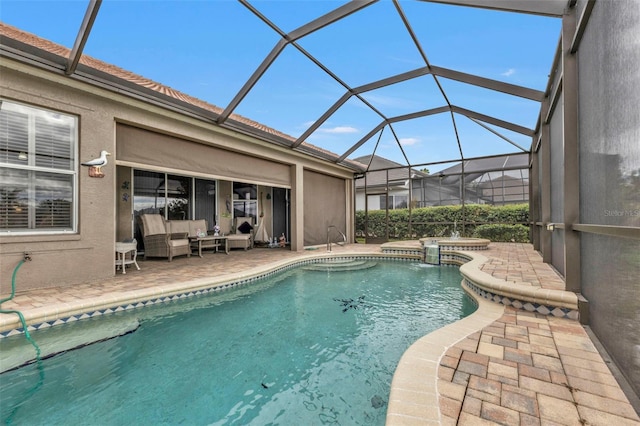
[143,213,254,259]
[115,214,255,273]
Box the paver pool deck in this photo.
[1,242,638,425]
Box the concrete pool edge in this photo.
[0,251,418,336]
[457,251,579,318]
[385,249,583,425]
[385,282,505,425]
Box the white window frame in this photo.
[0,100,78,235]
[379,194,409,210]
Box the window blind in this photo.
[0,100,77,233]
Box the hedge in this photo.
[355,203,529,241]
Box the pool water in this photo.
[1,260,476,425]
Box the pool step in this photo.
[302,260,378,272]
[1,316,140,373]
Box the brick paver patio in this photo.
[438,308,639,425]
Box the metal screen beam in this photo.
[451,105,534,136]
[388,106,450,124]
[431,65,545,101]
[220,0,377,125]
[217,39,287,125]
[387,123,411,165]
[294,61,538,152]
[354,66,432,94]
[293,66,432,148]
[66,0,102,75]
[467,116,528,152]
[395,0,466,161]
[562,8,581,293]
[420,0,567,17]
[293,92,352,147]
[539,98,552,263]
[337,106,450,162]
[288,0,378,42]
[573,224,640,240]
[570,0,596,53]
[530,147,540,249]
[545,76,563,124]
[338,122,387,163]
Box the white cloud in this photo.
[399,137,419,146]
[501,68,516,77]
[318,126,358,134]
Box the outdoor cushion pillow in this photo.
[238,221,253,234]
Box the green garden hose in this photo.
[1,259,44,425]
[0,260,40,352]
[0,259,25,304]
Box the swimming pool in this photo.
[1,259,476,425]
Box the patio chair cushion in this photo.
[168,239,189,248]
[167,220,190,235]
[238,221,253,234]
[144,215,167,235]
[227,234,252,250]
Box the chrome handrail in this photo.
[327,225,347,252]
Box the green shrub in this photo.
[355,203,529,241]
[472,224,530,242]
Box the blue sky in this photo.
[0,0,561,171]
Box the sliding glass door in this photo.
[195,179,216,229]
[132,170,217,250]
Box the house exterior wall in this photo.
[303,169,347,246]
[1,64,118,292]
[0,58,354,293]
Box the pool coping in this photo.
[386,282,505,425]
[453,251,578,318]
[379,242,580,319]
[0,252,419,336]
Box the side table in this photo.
[115,240,140,274]
[189,235,229,257]
[213,235,229,254]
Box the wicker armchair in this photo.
[139,214,191,261]
[226,216,254,250]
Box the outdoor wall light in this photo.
[17,151,28,160]
[546,223,556,231]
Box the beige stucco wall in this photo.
[0,58,355,293]
[1,65,118,293]
[116,166,133,241]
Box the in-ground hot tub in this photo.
[419,237,491,251]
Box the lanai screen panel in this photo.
[577,0,640,397]
[465,169,529,205]
[549,98,565,276]
[303,169,346,246]
[411,175,463,207]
